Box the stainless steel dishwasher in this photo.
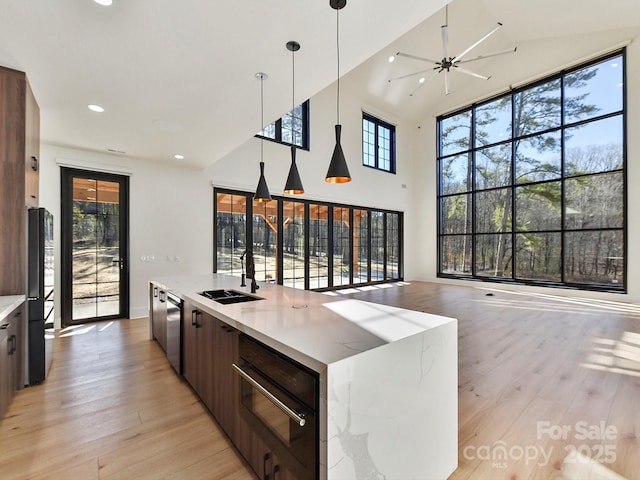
[166,292,183,374]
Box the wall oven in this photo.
[233,334,318,480]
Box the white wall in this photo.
[39,145,213,325]
[207,76,414,212]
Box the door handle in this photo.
[153,287,158,298]
[263,453,271,480]
[232,363,307,427]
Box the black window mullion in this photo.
[367,210,372,283]
[304,202,310,291]
[560,72,566,285]
[327,205,334,288]
[382,212,388,280]
[277,200,284,285]
[510,90,517,281]
[349,209,354,285]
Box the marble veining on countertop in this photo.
[151,273,455,372]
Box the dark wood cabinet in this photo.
[0,66,40,297]
[0,303,24,418]
[149,284,167,352]
[236,416,297,480]
[177,299,302,479]
[211,318,238,441]
[181,299,215,409]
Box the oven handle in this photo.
[232,363,306,427]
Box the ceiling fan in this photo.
[388,5,517,96]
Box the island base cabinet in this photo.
[211,318,238,441]
[181,299,214,408]
[235,416,298,480]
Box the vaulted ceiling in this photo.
[1,0,638,169]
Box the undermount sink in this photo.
[199,289,264,305]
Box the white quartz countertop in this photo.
[151,274,454,372]
[0,295,25,323]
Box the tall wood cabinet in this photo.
[0,65,40,297]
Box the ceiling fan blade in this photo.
[441,24,450,60]
[453,65,490,80]
[388,67,437,83]
[409,70,439,97]
[455,47,517,65]
[395,52,441,64]
[444,70,450,95]
[453,22,502,63]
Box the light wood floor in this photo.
[1,281,639,479]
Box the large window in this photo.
[215,189,402,290]
[437,51,625,292]
[363,113,396,173]
[257,100,310,150]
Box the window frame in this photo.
[436,49,627,293]
[214,187,403,291]
[255,100,310,151]
[362,112,396,174]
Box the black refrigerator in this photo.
[27,207,54,385]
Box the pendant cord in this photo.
[445,4,448,26]
[336,6,340,125]
[292,48,296,146]
[260,75,264,163]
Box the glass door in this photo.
[61,168,129,325]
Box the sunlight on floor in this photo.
[476,286,640,317]
[581,331,640,378]
[323,281,411,296]
[558,450,628,479]
[59,324,97,337]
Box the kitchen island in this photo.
[150,274,457,480]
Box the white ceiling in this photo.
[1,0,639,169]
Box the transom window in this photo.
[363,113,396,173]
[257,100,310,150]
[437,50,626,292]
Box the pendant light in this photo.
[254,72,272,203]
[284,40,304,195]
[326,0,351,183]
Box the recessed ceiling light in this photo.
[93,0,113,6]
[388,55,395,63]
[88,104,104,113]
[419,77,426,84]
[174,154,184,160]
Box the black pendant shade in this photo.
[284,40,304,195]
[253,72,272,203]
[284,146,304,194]
[326,0,351,184]
[326,124,351,183]
[254,160,272,202]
